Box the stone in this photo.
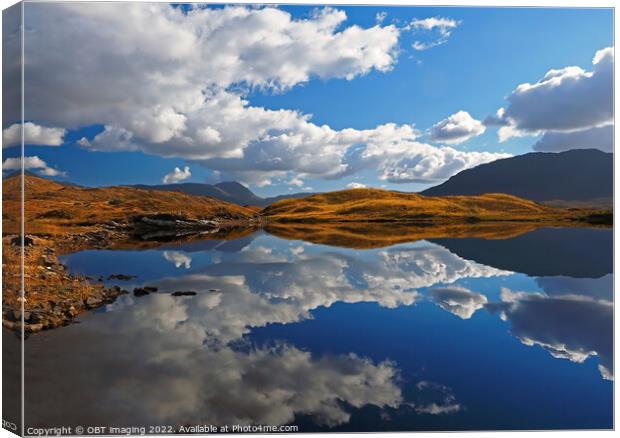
[85,296,102,308]
[133,287,151,297]
[171,291,197,296]
[107,274,136,281]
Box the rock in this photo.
[28,312,42,324]
[133,287,151,297]
[171,291,197,297]
[107,274,136,281]
[42,255,56,266]
[11,236,33,246]
[85,296,102,308]
[143,286,158,292]
[25,323,44,333]
[10,310,20,321]
[208,288,220,292]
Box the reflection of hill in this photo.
[265,222,541,249]
[432,227,612,278]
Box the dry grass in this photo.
[2,174,258,236]
[262,188,605,224]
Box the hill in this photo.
[131,181,312,207]
[421,149,612,204]
[2,174,258,236]
[261,188,601,224]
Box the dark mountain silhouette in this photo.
[422,149,612,203]
[131,181,313,207]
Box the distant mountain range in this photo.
[422,149,612,205]
[130,181,313,207]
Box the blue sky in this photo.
[3,4,614,196]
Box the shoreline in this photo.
[2,215,612,335]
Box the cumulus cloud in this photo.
[380,145,509,183]
[18,3,503,186]
[533,124,613,153]
[2,122,66,148]
[490,47,614,149]
[2,155,66,177]
[428,111,486,144]
[430,287,488,319]
[409,16,460,51]
[493,288,612,380]
[347,182,367,189]
[162,166,191,184]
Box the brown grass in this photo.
[2,174,258,236]
[262,188,606,224]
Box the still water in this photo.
[23,227,612,431]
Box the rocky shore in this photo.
[2,234,131,334]
[2,214,259,335]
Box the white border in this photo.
[0,1,616,438]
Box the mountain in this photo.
[421,149,612,204]
[261,188,594,224]
[131,181,312,207]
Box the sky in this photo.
[1,3,614,196]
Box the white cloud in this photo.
[288,177,304,187]
[430,287,488,319]
[380,145,510,183]
[428,111,486,144]
[18,3,502,186]
[533,124,613,153]
[376,12,387,24]
[491,47,614,147]
[2,155,66,177]
[347,182,367,189]
[163,251,192,269]
[413,381,462,415]
[162,166,191,184]
[77,137,91,147]
[2,122,66,148]
[409,16,460,51]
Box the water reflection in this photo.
[489,287,613,380]
[26,227,612,430]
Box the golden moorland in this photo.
[1,173,611,333]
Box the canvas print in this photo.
[1,1,614,435]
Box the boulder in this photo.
[171,291,197,297]
[133,287,151,297]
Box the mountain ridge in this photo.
[421,149,612,204]
[130,181,312,207]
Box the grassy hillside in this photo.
[261,188,587,223]
[2,174,258,235]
